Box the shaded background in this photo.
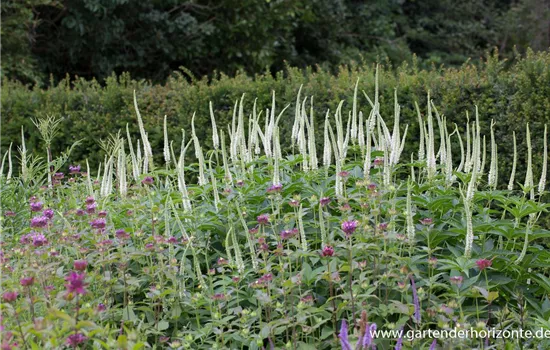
[2,0,549,85]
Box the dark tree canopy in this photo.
[2,0,549,85]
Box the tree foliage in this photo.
[1,0,549,84]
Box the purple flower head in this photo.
[420,218,433,225]
[66,333,87,348]
[341,220,359,236]
[2,291,18,303]
[43,209,54,219]
[65,272,87,295]
[145,243,154,250]
[320,197,331,207]
[267,183,283,193]
[363,323,377,348]
[338,171,350,178]
[429,339,437,350]
[30,202,43,212]
[212,293,226,301]
[20,277,34,287]
[410,275,421,324]
[32,233,48,247]
[54,172,64,180]
[321,245,334,257]
[236,180,245,187]
[20,233,32,244]
[86,203,97,214]
[167,236,178,244]
[97,303,107,312]
[4,210,16,217]
[90,218,106,229]
[76,209,85,216]
[339,203,351,211]
[280,229,296,240]
[142,176,154,185]
[74,260,88,271]
[85,196,95,205]
[99,239,113,247]
[97,210,107,218]
[373,157,384,166]
[450,276,464,287]
[115,229,130,240]
[30,216,48,228]
[69,165,81,174]
[257,214,270,225]
[338,319,352,350]
[395,326,404,350]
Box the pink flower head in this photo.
[476,258,492,271]
[30,202,43,212]
[259,273,273,283]
[74,260,88,271]
[289,199,300,207]
[2,291,18,303]
[66,333,87,348]
[249,226,259,235]
[338,171,350,178]
[142,176,154,185]
[4,211,16,217]
[257,214,269,225]
[85,196,95,205]
[341,220,359,236]
[20,277,34,287]
[321,245,334,257]
[373,157,384,166]
[65,272,87,295]
[90,218,106,229]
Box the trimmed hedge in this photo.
[2,50,550,188]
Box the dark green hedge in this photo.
[2,50,549,188]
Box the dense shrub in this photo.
[2,50,550,187]
[1,86,550,348]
